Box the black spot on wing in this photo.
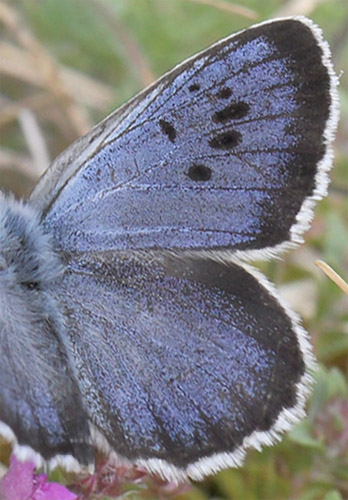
[159,119,176,142]
[22,281,40,290]
[188,82,200,92]
[209,131,241,149]
[213,102,249,123]
[217,87,232,99]
[187,164,212,181]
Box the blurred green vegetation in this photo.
[0,0,347,499]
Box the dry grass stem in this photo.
[315,260,348,296]
[184,0,257,18]
[18,109,50,176]
[0,2,92,136]
[274,0,325,17]
[0,42,114,109]
[88,0,155,87]
[0,147,34,176]
[0,92,53,128]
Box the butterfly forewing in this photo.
[31,19,332,254]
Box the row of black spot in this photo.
[158,83,249,182]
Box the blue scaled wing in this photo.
[56,251,311,479]
[22,17,337,479]
[30,18,337,255]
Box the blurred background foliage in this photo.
[0,0,347,499]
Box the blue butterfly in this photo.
[0,16,339,481]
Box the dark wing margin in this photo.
[30,16,338,258]
[55,250,314,481]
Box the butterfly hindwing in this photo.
[54,250,310,478]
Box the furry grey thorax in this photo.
[0,196,65,368]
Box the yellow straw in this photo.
[315,260,348,296]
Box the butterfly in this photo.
[0,16,339,482]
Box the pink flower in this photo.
[69,453,191,499]
[0,454,77,500]
[0,452,191,499]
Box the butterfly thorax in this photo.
[0,196,65,342]
[0,196,61,290]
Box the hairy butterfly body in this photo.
[0,16,339,481]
